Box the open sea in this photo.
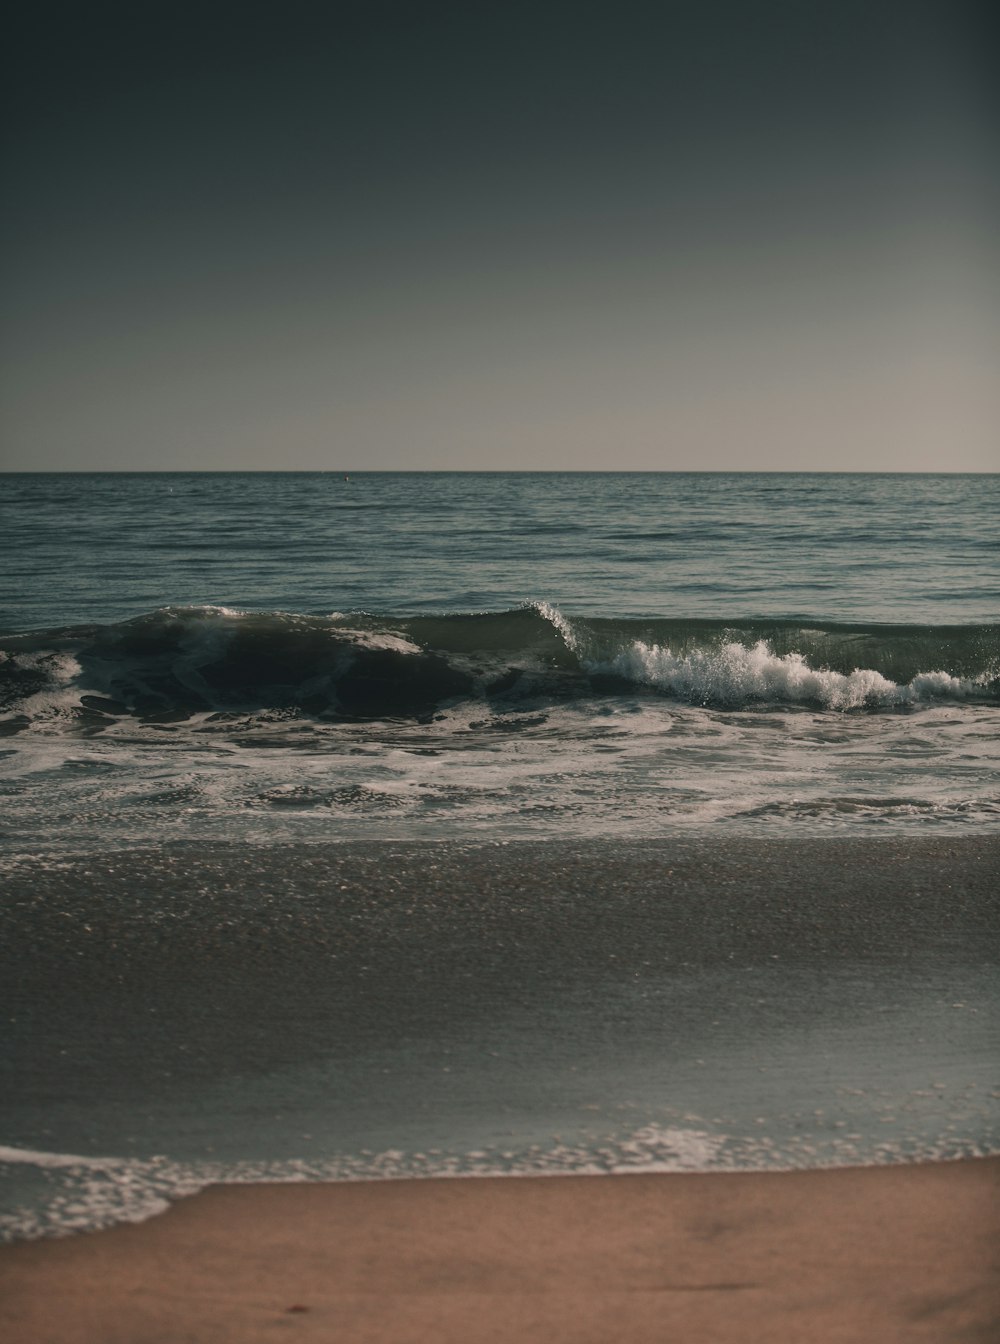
[1,471,998,1239]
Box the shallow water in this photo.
[1,838,997,1240]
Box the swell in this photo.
[1,604,997,724]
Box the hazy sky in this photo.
[3,1,997,471]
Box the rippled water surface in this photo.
[2,470,998,628]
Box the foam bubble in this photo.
[4,1121,996,1243]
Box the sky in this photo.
[2,1,997,472]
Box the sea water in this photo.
[0,471,997,1239]
[2,471,998,848]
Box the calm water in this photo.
[1,472,997,1240]
[1,471,998,629]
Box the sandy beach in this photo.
[3,839,997,1338]
[1,1158,997,1344]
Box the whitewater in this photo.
[1,598,997,852]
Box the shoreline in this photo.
[3,835,998,1334]
[1,1158,997,1343]
[3,834,998,1239]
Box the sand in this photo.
[1,1159,997,1344]
[3,838,997,1338]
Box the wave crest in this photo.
[600,639,985,710]
[0,605,996,724]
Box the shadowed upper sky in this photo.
[2,1,997,470]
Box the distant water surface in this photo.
[1,471,997,629]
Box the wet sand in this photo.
[2,837,997,1335]
[1,1159,997,1344]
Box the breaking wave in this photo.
[0,603,996,726]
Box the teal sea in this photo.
[2,471,998,845]
[1,472,997,1239]
[2,470,998,629]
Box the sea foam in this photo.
[597,639,984,710]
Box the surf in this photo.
[0,603,997,725]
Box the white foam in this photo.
[608,1124,725,1172]
[0,1144,122,1170]
[0,649,83,720]
[596,639,984,710]
[532,601,579,652]
[146,604,246,620]
[341,630,422,655]
[5,1115,998,1244]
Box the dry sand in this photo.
[1,1158,997,1343]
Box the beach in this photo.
[4,0,999,1317]
[2,837,997,1238]
[1,472,998,1334]
[1,1158,997,1343]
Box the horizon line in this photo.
[2,468,997,477]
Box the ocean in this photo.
[1,471,997,1239]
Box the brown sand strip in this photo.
[1,1159,998,1344]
